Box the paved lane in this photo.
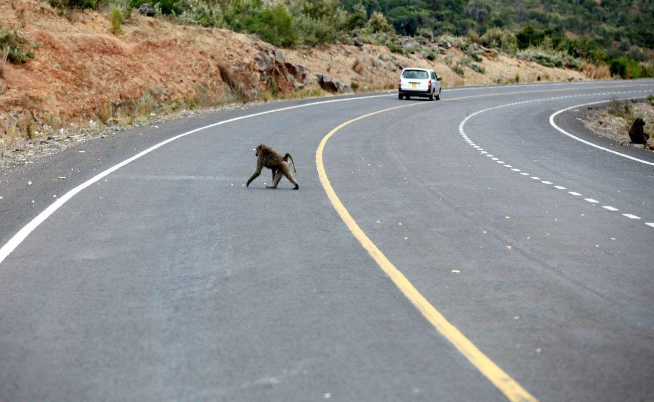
[1,80,653,401]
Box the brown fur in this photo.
[246,144,299,189]
[628,118,649,148]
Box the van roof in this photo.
[402,67,433,72]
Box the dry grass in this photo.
[0,46,10,79]
[581,62,611,80]
[0,112,37,147]
[97,101,113,124]
[352,58,365,75]
[17,112,36,140]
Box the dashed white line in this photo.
[458,86,654,230]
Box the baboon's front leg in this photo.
[246,165,262,187]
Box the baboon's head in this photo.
[255,144,263,157]
[634,118,646,128]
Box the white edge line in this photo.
[0,93,392,266]
[549,98,654,167]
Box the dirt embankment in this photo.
[1,0,589,153]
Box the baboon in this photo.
[628,118,649,149]
[246,144,299,189]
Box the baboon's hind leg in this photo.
[266,171,283,189]
[284,170,299,190]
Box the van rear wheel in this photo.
[398,93,403,100]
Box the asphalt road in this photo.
[1,80,653,402]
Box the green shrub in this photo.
[610,57,638,79]
[452,62,464,77]
[252,4,296,47]
[47,0,98,10]
[176,0,223,27]
[345,3,367,31]
[224,1,297,48]
[110,8,124,34]
[461,57,485,74]
[129,0,179,15]
[366,11,394,33]
[388,43,402,53]
[642,63,654,79]
[516,25,544,50]
[516,48,579,69]
[351,80,359,90]
[480,27,517,54]
[426,51,436,61]
[0,24,34,64]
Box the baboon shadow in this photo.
[245,186,298,191]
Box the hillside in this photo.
[340,0,654,60]
[0,0,591,158]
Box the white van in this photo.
[398,68,442,101]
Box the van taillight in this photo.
[398,78,401,89]
[428,79,432,89]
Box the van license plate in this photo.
[411,83,418,88]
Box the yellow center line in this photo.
[316,94,541,401]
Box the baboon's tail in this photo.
[287,154,297,173]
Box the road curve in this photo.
[1,80,653,401]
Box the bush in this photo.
[292,13,340,46]
[366,11,394,34]
[47,0,98,9]
[129,0,179,15]
[452,62,465,77]
[110,8,124,34]
[610,57,643,79]
[517,47,580,69]
[0,24,34,65]
[176,0,223,27]
[224,1,297,48]
[516,25,544,50]
[388,43,402,53]
[253,4,297,48]
[480,27,517,54]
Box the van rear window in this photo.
[402,70,429,79]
